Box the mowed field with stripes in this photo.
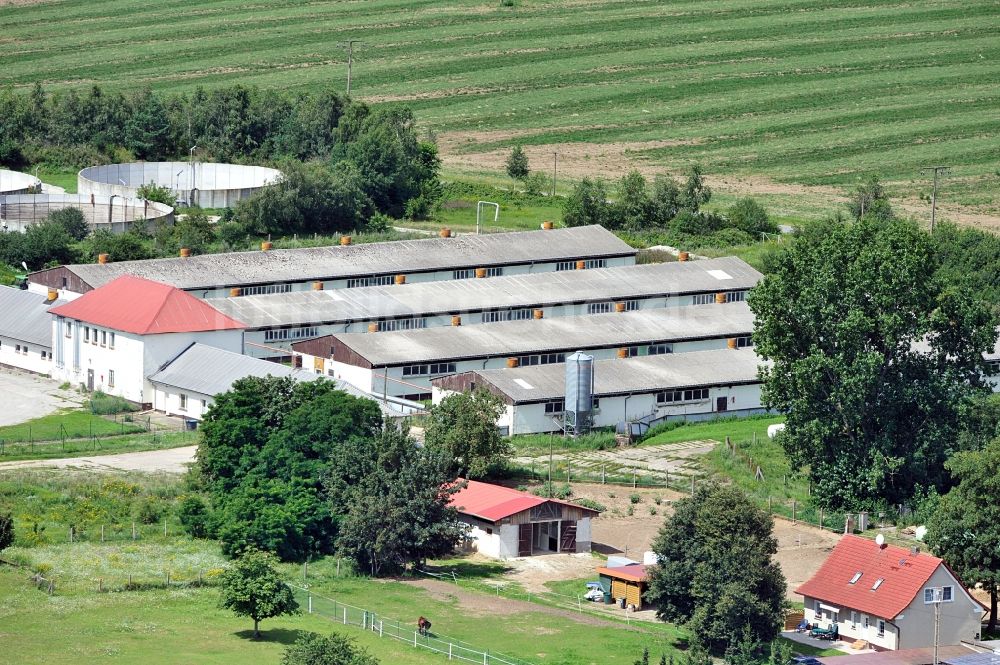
[2,0,998,223]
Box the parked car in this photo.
[790,657,822,665]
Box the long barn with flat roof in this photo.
[28,225,635,299]
[212,257,763,358]
[293,302,755,401]
[432,348,769,435]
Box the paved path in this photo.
[0,445,197,474]
[0,370,84,426]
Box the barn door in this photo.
[716,396,728,412]
[518,524,532,557]
[560,521,577,552]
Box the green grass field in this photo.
[0,409,144,443]
[3,0,997,222]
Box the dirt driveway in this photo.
[0,445,197,474]
[0,369,83,426]
[523,481,837,600]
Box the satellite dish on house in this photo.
[875,533,885,547]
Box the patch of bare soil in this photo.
[405,578,615,627]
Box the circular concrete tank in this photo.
[0,193,173,233]
[0,169,42,195]
[78,162,281,209]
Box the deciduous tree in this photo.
[219,547,299,638]
[749,217,998,509]
[925,437,1000,631]
[646,484,786,654]
[424,389,510,478]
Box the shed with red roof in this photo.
[49,276,246,406]
[796,535,985,651]
[597,563,650,610]
[449,480,598,559]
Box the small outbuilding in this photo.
[597,563,650,610]
[449,480,598,559]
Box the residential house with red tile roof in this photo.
[797,535,986,651]
[49,276,246,407]
[449,480,598,559]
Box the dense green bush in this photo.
[88,391,137,415]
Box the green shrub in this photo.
[531,482,572,499]
[574,498,607,513]
[135,497,165,525]
[88,391,136,415]
[177,495,213,538]
[629,493,642,504]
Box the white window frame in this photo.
[692,294,714,305]
[877,619,885,637]
[108,369,115,388]
[109,332,115,349]
[178,393,188,411]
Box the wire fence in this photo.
[0,426,196,457]
[291,584,534,665]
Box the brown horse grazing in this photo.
[418,616,432,637]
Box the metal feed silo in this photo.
[564,351,594,435]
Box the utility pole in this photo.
[551,152,558,197]
[344,40,362,96]
[922,165,949,233]
[931,586,943,665]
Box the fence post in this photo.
[632,471,636,488]
[101,524,105,542]
[449,643,453,660]
[132,522,136,540]
[602,465,605,484]
[99,578,103,592]
[567,462,570,482]
[690,475,695,494]
[792,500,796,523]
[819,508,824,528]
[414,631,418,647]
[343,607,347,625]
[164,520,167,537]
[379,620,383,637]
[69,527,73,543]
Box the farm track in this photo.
[2,0,997,222]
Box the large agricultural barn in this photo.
[215,256,762,358]
[294,302,754,401]
[433,348,768,435]
[28,225,635,299]
[450,480,598,558]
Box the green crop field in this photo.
[2,0,998,226]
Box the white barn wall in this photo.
[0,334,54,375]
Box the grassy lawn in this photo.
[3,541,681,665]
[0,567,437,665]
[643,415,786,447]
[0,430,195,463]
[0,409,145,443]
[35,167,78,193]
[2,0,996,219]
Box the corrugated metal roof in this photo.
[322,302,754,366]
[49,276,246,335]
[449,479,598,522]
[441,348,765,403]
[0,287,65,347]
[796,535,946,620]
[44,226,635,290]
[146,343,401,416]
[214,257,763,329]
[942,653,1000,665]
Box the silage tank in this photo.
[565,351,594,431]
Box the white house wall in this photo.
[895,565,985,649]
[52,317,243,404]
[802,595,899,650]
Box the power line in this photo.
[921,165,949,232]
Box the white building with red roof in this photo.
[49,276,246,405]
[797,535,986,651]
[449,480,598,559]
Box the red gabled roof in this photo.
[448,480,598,523]
[796,535,946,619]
[48,275,246,335]
[597,564,649,583]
